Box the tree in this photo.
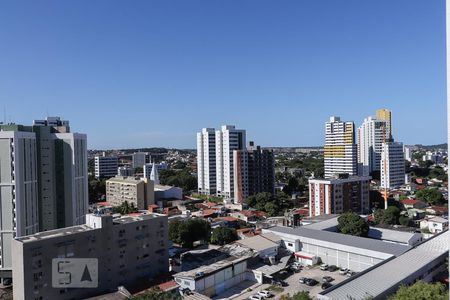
[113,201,138,214]
[210,227,238,245]
[374,206,400,225]
[398,215,410,226]
[416,188,446,205]
[245,192,292,217]
[159,169,197,193]
[168,218,211,248]
[337,212,369,237]
[388,281,448,300]
[88,176,106,203]
[132,287,181,300]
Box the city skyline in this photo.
[0,0,446,149]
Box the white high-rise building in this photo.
[357,116,390,175]
[0,131,39,282]
[404,145,413,162]
[215,125,246,198]
[324,117,357,178]
[132,152,147,168]
[381,142,406,189]
[95,154,119,178]
[197,128,217,195]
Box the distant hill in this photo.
[413,143,447,150]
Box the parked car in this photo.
[322,276,333,283]
[339,268,349,275]
[272,279,288,287]
[258,290,274,298]
[249,294,264,300]
[299,277,309,284]
[346,271,357,277]
[320,263,329,271]
[321,282,333,290]
[305,278,319,286]
[328,265,338,272]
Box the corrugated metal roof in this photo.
[265,226,409,256]
[318,231,449,300]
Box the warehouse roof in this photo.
[318,231,449,300]
[265,226,409,256]
[235,233,280,251]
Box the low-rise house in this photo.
[406,208,426,220]
[237,228,262,239]
[400,199,427,210]
[426,206,448,216]
[420,216,449,234]
[231,210,267,223]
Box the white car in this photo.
[339,268,349,275]
[249,294,264,300]
[258,290,274,298]
[320,263,329,270]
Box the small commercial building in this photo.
[420,216,449,234]
[318,231,449,300]
[174,247,254,297]
[155,184,183,201]
[263,226,410,272]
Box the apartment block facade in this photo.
[132,152,147,168]
[324,116,358,178]
[357,116,390,175]
[106,176,155,209]
[233,143,275,203]
[0,117,88,283]
[215,125,246,198]
[197,128,217,195]
[381,142,405,189]
[12,213,169,300]
[309,176,371,217]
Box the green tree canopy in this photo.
[374,206,400,225]
[398,215,410,226]
[113,201,138,215]
[416,188,446,205]
[210,227,238,245]
[280,291,312,300]
[132,287,181,300]
[168,218,211,248]
[245,192,292,217]
[159,168,197,193]
[337,212,369,237]
[388,281,448,300]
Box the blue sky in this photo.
[0,0,446,149]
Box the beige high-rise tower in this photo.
[376,108,392,140]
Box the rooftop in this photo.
[235,233,281,251]
[318,231,449,300]
[15,213,163,243]
[264,226,410,256]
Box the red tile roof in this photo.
[400,199,419,205]
[215,216,239,222]
[158,280,179,291]
[96,202,110,206]
[239,210,267,218]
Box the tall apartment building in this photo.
[106,176,155,209]
[0,117,88,283]
[309,175,371,217]
[216,125,246,198]
[0,131,39,284]
[132,152,147,168]
[324,117,358,178]
[381,142,405,189]
[357,116,390,175]
[94,154,119,178]
[233,142,275,203]
[197,128,217,195]
[376,109,392,140]
[404,145,413,162]
[12,213,169,300]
